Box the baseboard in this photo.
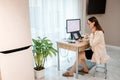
[106,45,120,50]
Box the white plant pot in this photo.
[34,69,45,79]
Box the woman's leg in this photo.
[63,51,88,76]
[70,51,88,72]
[80,52,89,72]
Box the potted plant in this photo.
[32,36,57,78]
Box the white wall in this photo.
[83,0,120,47]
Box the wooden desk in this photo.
[57,39,89,79]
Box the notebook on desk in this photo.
[72,31,83,40]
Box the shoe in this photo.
[78,69,89,74]
[62,72,74,77]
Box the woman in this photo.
[63,16,110,77]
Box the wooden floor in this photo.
[38,46,120,80]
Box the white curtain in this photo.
[29,0,82,67]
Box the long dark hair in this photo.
[88,16,104,33]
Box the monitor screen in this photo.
[66,19,80,33]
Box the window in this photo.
[29,0,82,68]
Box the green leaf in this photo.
[32,36,57,70]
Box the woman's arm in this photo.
[90,31,104,47]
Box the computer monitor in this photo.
[66,19,81,40]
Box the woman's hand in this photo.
[84,33,89,39]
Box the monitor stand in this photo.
[66,33,75,43]
[70,33,74,40]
